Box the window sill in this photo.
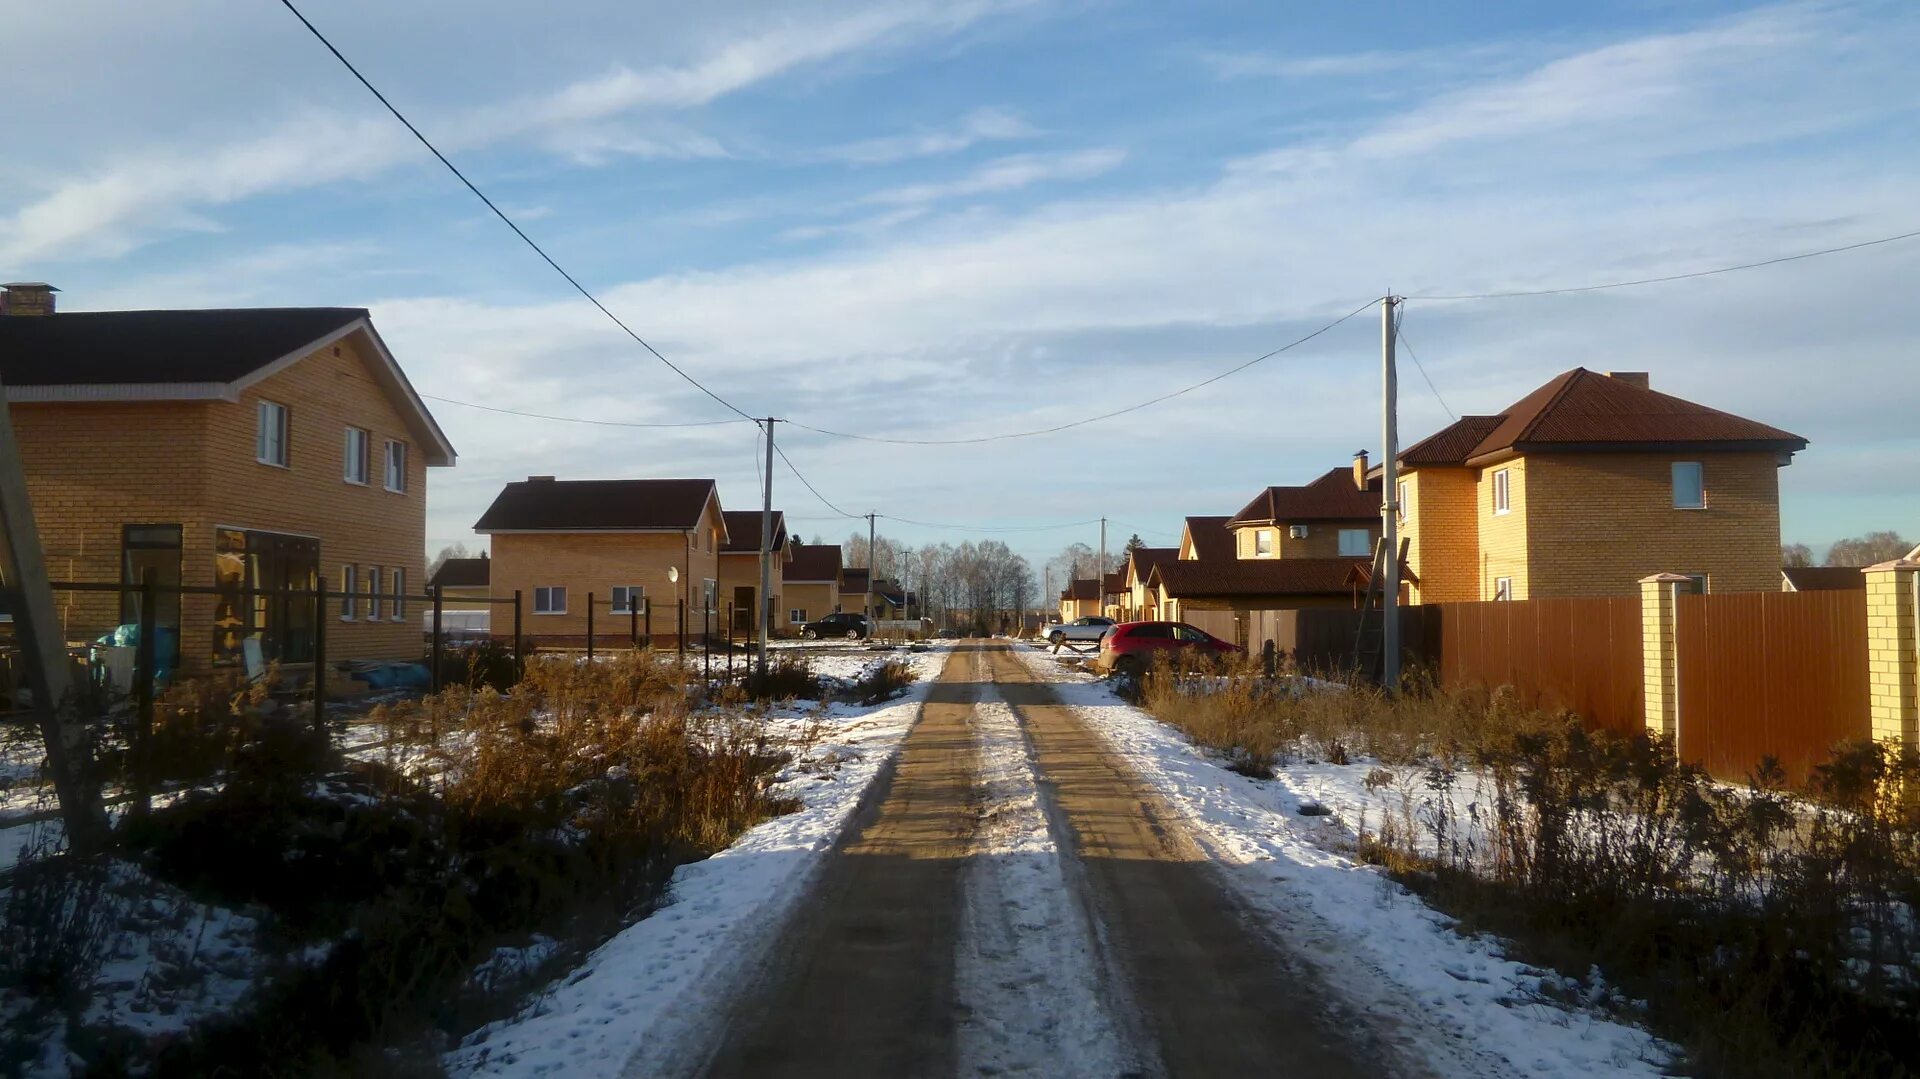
[338,617,355,623]
[256,458,291,470]
[1673,505,1708,511]
[384,485,406,494]
[344,478,369,487]
[533,611,566,617]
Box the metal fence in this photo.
[1431,597,1645,738]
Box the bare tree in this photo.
[428,541,472,579]
[1781,543,1813,568]
[1824,531,1910,567]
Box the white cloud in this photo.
[820,107,1040,164]
[860,148,1126,207]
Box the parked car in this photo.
[799,612,870,640]
[934,628,961,640]
[1041,616,1115,647]
[1095,620,1239,676]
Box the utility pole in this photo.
[1099,517,1107,617]
[757,418,775,675]
[1381,295,1402,691]
[865,512,877,640]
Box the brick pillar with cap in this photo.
[1864,560,1919,749]
[1640,573,1691,741]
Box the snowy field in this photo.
[1011,644,1672,1078]
[445,644,954,1078]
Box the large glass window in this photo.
[213,528,318,666]
[1338,529,1371,557]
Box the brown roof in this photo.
[1103,570,1127,595]
[1182,516,1235,561]
[783,542,842,583]
[428,556,489,589]
[1061,578,1100,601]
[0,306,367,386]
[1149,558,1370,599]
[720,510,787,553]
[1782,566,1865,592]
[841,567,870,593]
[1402,369,1806,469]
[1228,468,1379,526]
[475,478,720,533]
[1127,546,1179,583]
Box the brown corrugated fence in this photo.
[1431,597,1645,737]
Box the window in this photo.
[1493,576,1513,602]
[391,568,405,620]
[1338,529,1371,557]
[790,608,806,624]
[1678,574,1708,595]
[343,426,369,484]
[1174,624,1214,642]
[611,586,644,614]
[534,586,566,614]
[384,440,407,492]
[1492,468,1511,515]
[256,401,289,466]
[1254,529,1274,556]
[340,564,358,619]
[367,566,383,620]
[1129,624,1174,639]
[1672,461,1705,509]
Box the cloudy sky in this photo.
[5,0,1916,567]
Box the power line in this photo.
[879,513,1103,533]
[772,441,862,520]
[782,299,1381,446]
[421,393,752,428]
[277,0,756,421]
[1405,227,1920,301]
[1391,316,1455,421]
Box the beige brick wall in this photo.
[1523,451,1783,597]
[1865,564,1917,745]
[717,550,786,631]
[16,331,433,667]
[781,581,836,627]
[1233,521,1378,560]
[490,516,722,643]
[1641,575,1682,738]
[1401,468,1481,603]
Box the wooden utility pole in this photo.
[0,377,107,850]
[1381,295,1403,691]
[757,418,776,674]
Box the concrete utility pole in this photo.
[1381,295,1403,691]
[1099,517,1107,615]
[757,418,776,675]
[865,512,877,640]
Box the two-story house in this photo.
[1122,546,1178,621]
[1394,369,1807,601]
[781,542,841,629]
[474,477,726,646]
[0,284,454,670]
[1058,578,1100,622]
[717,509,789,637]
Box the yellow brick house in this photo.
[717,509,789,637]
[781,542,841,631]
[0,283,455,670]
[1393,369,1807,601]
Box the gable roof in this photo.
[1181,516,1234,561]
[1061,578,1100,602]
[1148,557,1369,599]
[720,510,787,553]
[1781,566,1865,592]
[1401,369,1805,469]
[474,478,721,533]
[0,307,455,465]
[783,542,842,583]
[1103,570,1127,595]
[841,567,870,593]
[428,556,490,589]
[1126,546,1179,584]
[1228,468,1379,526]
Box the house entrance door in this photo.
[733,586,755,633]
[213,528,320,667]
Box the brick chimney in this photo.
[1605,371,1649,389]
[0,283,58,316]
[1352,450,1369,490]
[526,475,556,482]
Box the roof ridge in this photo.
[1510,366,1591,445]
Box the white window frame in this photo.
[1492,468,1512,515]
[339,564,358,620]
[1337,528,1371,557]
[534,586,567,615]
[1493,576,1513,602]
[610,585,644,615]
[384,440,407,493]
[256,400,289,467]
[1254,529,1274,556]
[1672,461,1705,510]
[789,608,806,624]
[343,426,370,485]
[390,568,405,620]
[367,565,383,620]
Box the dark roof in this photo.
[784,542,842,582]
[474,478,719,533]
[1149,558,1370,599]
[1782,566,1865,592]
[1182,516,1234,561]
[1103,570,1127,595]
[428,556,490,589]
[1127,546,1179,582]
[1228,469,1379,526]
[1061,578,1100,601]
[841,567,870,593]
[0,308,368,386]
[1402,369,1806,469]
[873,578,909,605]
[720,510,787,553]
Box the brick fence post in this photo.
[1640,573,1689,741]
[1863,560,1918,749]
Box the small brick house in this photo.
[0,284,455,670]
[1057,578,1100,622]
[1394,369,1807,601]
[717,509,788,636]
[1121,546,1178,621]
[474,477,727,647]
[426,555,492,610]
[781,542,841,628]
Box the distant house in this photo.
[782,542,842,630]
[427,554,492,610]
[717,509,789,636]
[1781,566,1865,592]
[474,477,726,646]
[0,282,455,670]
[1177,515,1234,563]
[838,567,909,620]
[1059,577,1100,622]
[1121,546,1178,621]
[1395,369,1807,601]
[1147,558,1369,626]
[1225,459,1381,563]
[1101,569,1128,622]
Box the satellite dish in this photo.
[668,567,680,584]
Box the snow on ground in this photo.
[444,645,953,1079]
[955,684,1130,1078]
[1011,645,1673,1079]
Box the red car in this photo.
[1096,620,1240,676]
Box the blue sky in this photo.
[4,0,1916,567]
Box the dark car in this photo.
[1095,620,1240,676]
[799,612,870,640]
